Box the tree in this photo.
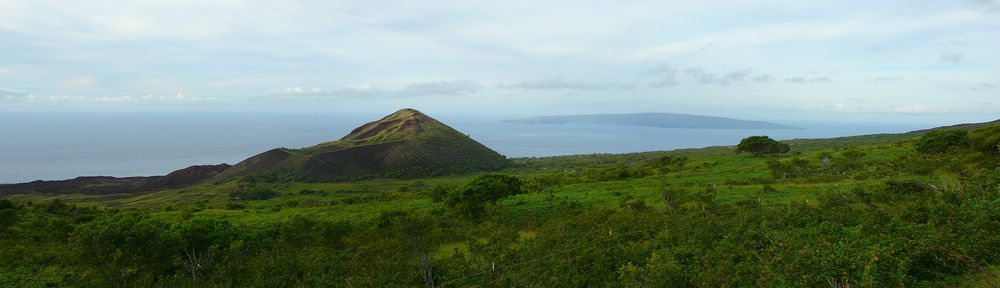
[735,136,790,156]
[915,130,968,154]
[446,174,523,218]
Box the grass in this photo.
[9,123,1000,286]
[7,131,930,226]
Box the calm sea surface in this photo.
[0,113,935,184]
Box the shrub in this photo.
[73,212,177,286]
[0,201,16,233]
[446,174,523,218]
[648,155,688,173]
[969,125,1000,154]
[915,130,968,154]
[735,136,790,156]
[661,187,683,210]
[230,186,278,200]
[426,184,454,203]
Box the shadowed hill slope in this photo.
[0,164,231,195]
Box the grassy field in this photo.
[3,129,1000,287]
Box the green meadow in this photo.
[2,126,1000,287]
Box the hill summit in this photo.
[213,108,508,181]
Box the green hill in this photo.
[212,108,508,182]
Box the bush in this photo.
[230,186,278,200]
[648,155,688,173]
[446,174,523,218]
[0,201,16,233]
[73,212,177,286]
[915,130,968,154]
[969,125,1000,154]
[426,184,454,203]
[735,136,790,156]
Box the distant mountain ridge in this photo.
[503,113,797,130]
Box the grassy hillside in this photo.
[2,121,1000,287]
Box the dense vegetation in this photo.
[3,127,1000,287]
[736,135,791,156]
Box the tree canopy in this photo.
[446,174,522,218]
[735,136,790,156]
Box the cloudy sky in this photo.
[1,0,998,123]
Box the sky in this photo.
[0,0,998,123]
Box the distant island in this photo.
[503,113,797,130]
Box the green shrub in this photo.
[229,186,278,200]
[969,125,1000,154]
[446,174,523,218]
[916,130,968,154]
[735,136,790,156]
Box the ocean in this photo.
[0,112,935,184]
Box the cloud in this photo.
[685,67,770,86]
[865,76,902,82]
[784,76,831,83]
[938,39,967,63]
[497,79,632,91]
[969,82,995,91]
[645,64,679,87]
[268,80,484,99]
[404,80,485,95]
[0,67,10,75]
[0,88,30,101]
[686,68,752,86]
[940,50,965,63]
[0,88,214,103]
[751,74,773,82]
[646,65,773,87]
[968,0,1000,13]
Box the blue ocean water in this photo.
[0,112,934,184]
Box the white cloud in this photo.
[969,82,995,91]
[497,79,633,91]
[645,66,772,86]
[0,88,214,103]
[968,0,1000,13]
[0,1,998,118]
[645,64,679,87]
[685,67,756,86]
[267,80,484,99]
[937,39,968,63]
[784,76,832,83]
